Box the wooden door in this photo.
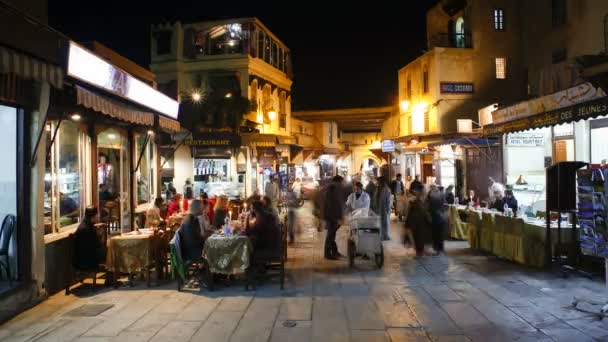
[554,140,567,163]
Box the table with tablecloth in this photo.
[202,234,252,275]
[167,213,187,228]
[106,230,156,273]
[449,205,573,268]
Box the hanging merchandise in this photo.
[577,167,608,257]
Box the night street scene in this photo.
[4,0,608,341]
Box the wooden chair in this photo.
[246,216,287,290]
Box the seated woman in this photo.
[177,199,205,263]
[73,207,104,271]
[246,201,281,257]
[212,195,229,228]
[166,193,183,220]
[146,197,165,228]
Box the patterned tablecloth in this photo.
[106,231,153,273]
[203,234,252,275]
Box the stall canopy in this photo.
[483,82,607,136]
[159,115,181,132]
[76,85,154,126]
[428,138,498,148]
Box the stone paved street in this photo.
[2,204,608,341]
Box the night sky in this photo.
[49,0,439,110]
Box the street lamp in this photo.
[192,92,202,102]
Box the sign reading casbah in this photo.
[484,96,608,136]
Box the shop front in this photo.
[41,41,180,294]
[483,82,608,212]
[186,132,242,199]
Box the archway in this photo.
[359,155,381,187]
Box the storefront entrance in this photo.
[97,128,130,232]
[0,105,17,286]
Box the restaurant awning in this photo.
[0,45,64,89]
[427,138,499,148]
[159,115,181,132]
[241,133,277,147]
[483,95,608,136]
[76,85,154,126]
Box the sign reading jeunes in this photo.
[440,82,474,94]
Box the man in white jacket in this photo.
[346,182,370,212]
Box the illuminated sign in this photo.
[440,82,474,94]
[67,42,179,119]
[381,140,395,152]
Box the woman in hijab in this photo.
[177,199,205,263]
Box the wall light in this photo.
[70,114,81,121]
[192,92,202,102]
[225,92,232,98]
[147,130,155,135]
[400,100,410,112]
[256,112,263,123]
[268,111,277,120]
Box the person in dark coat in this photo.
[177,200,205,263]
[322,175,345,259]
[73,207,103,270]
[405,187,428,257]
[426,184,447,255]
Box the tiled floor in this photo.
[1,204,608,341]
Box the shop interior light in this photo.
[400,100,410,112]
[268,111,277,120]
[107,133,117,140]
[192,92,202,102]
[45,124,51,132]
[70,114,81,121]
[225,92,232,98]
[256,112,263,123]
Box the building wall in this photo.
[173,144,193,195]
[150,20,293,135]
[3,0,47,24]
[396,0,527,137]
[522,0,608,96]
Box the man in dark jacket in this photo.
[323,176,345,259]
[426,184,447,255]
[74,207,103,271]
[390,174,405,197]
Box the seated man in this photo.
[73,207,103,271]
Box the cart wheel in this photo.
[375,245,384,268]
[347,240,355,267]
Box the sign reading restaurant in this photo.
[186,132,241,147]
[440,82,474,94]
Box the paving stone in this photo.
[407,302,461,334]
[175,296,220,321]
[216,296,253,312]
[109,331,155,342]
[230,319,274,342]
[127,313,172,333]
[440,302,493,332]
[375,300,420,328]
[278,297,312,321]
[540,323,596,342]
[34,318,102,342]
[270,324,311,342]
[343,298,385,330]
[425,285,462,302]
[350,329,389,342]
[148,320,200,342]
[427,334,472,342]
[386,328,431,342]
[508,305,562,328]
[190,311,242,342]
[564,316,608,340]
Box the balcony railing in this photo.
[429,33,472,49]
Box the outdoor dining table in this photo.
[202,233,252,275]
[167,213,188,228]
[106,229,160,286]
[450,205,573,268]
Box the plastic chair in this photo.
[0,214,16,281]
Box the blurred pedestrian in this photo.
[323,175,345,259]
[377,176,392,241]
[365,176,378,213]
[445,185,455,205]
[406,186,428,257]
[427,184,447,255]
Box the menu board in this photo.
[577,168,608,257]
